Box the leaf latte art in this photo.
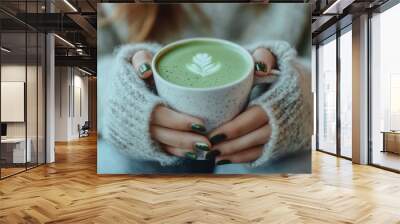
[185,53,221,77]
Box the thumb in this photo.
[252,48,276,76]
[132,50,153,79]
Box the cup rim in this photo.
[151,37,254,92]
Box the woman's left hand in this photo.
[207,106,271,165]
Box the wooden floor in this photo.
[1,135,400,224]
[1,167,26,178]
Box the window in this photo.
[317,37,337,154]
[339,29,352,158]
[370,3,400,171]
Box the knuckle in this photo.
[176,138,189,149]
[227,124,241,137]
[132,51,143,61]
[218,143,234,155]
[136,50,147,56]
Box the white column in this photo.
[352,14,369,164]
[46,32,55,163]
[45,0,56,163]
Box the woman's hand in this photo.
[205,48,276,165]
[132,50,154,79]
[207,106,271,165]
[150,105,212,160]
[132,51,211,160]
[253,47,276,76]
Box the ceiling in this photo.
[0,0,97,74]
[311,0,390,44]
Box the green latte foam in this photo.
[156,41,249,88]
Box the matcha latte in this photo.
[156,41,250,88]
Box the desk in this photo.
[1,138,31,163]
[381,131,400,154]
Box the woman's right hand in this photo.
[132,50,154,79]
[132,50,211,160]
[150,106,212,160]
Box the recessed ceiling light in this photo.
[78,67,92,76]
[63,0,78,12]
[54,34,75,48]
[322,0,354,15]
[1,47,11,53]
[323,0,342,14]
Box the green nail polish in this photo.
[138,63,151,76]
[255,62,267,72]
[209,134,227,145]
[216,160,231,165]
[194,142,210,151]
[184,152,197,160]
[191,123,206,133]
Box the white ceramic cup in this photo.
[152,38,278,132]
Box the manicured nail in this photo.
[184,152,197,160]
[138,63,151,77]
[206,150,221,160]
[194,142,210,151]
[216,160,231,166]
[255,62,267,72]
[191,123,206,134]
[209,134,227,145]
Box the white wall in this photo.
[55,67,69,141]
[1,65,39,137]
[72,73,89,138]
[54,67,89,141]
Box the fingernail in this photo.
[184,152,197,160]
[206,150,221,160]
[216,160,231,166]
[194,142,210,151]
[209,134,227,145]
[191,123,206,134]
[138,63,151,77]
[255,62,267,72]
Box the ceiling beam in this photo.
[55,55,96,73]
[67,13,97,38]
[322,0,356,14]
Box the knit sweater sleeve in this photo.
[246,41,313,167]
[102,43,180,166]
